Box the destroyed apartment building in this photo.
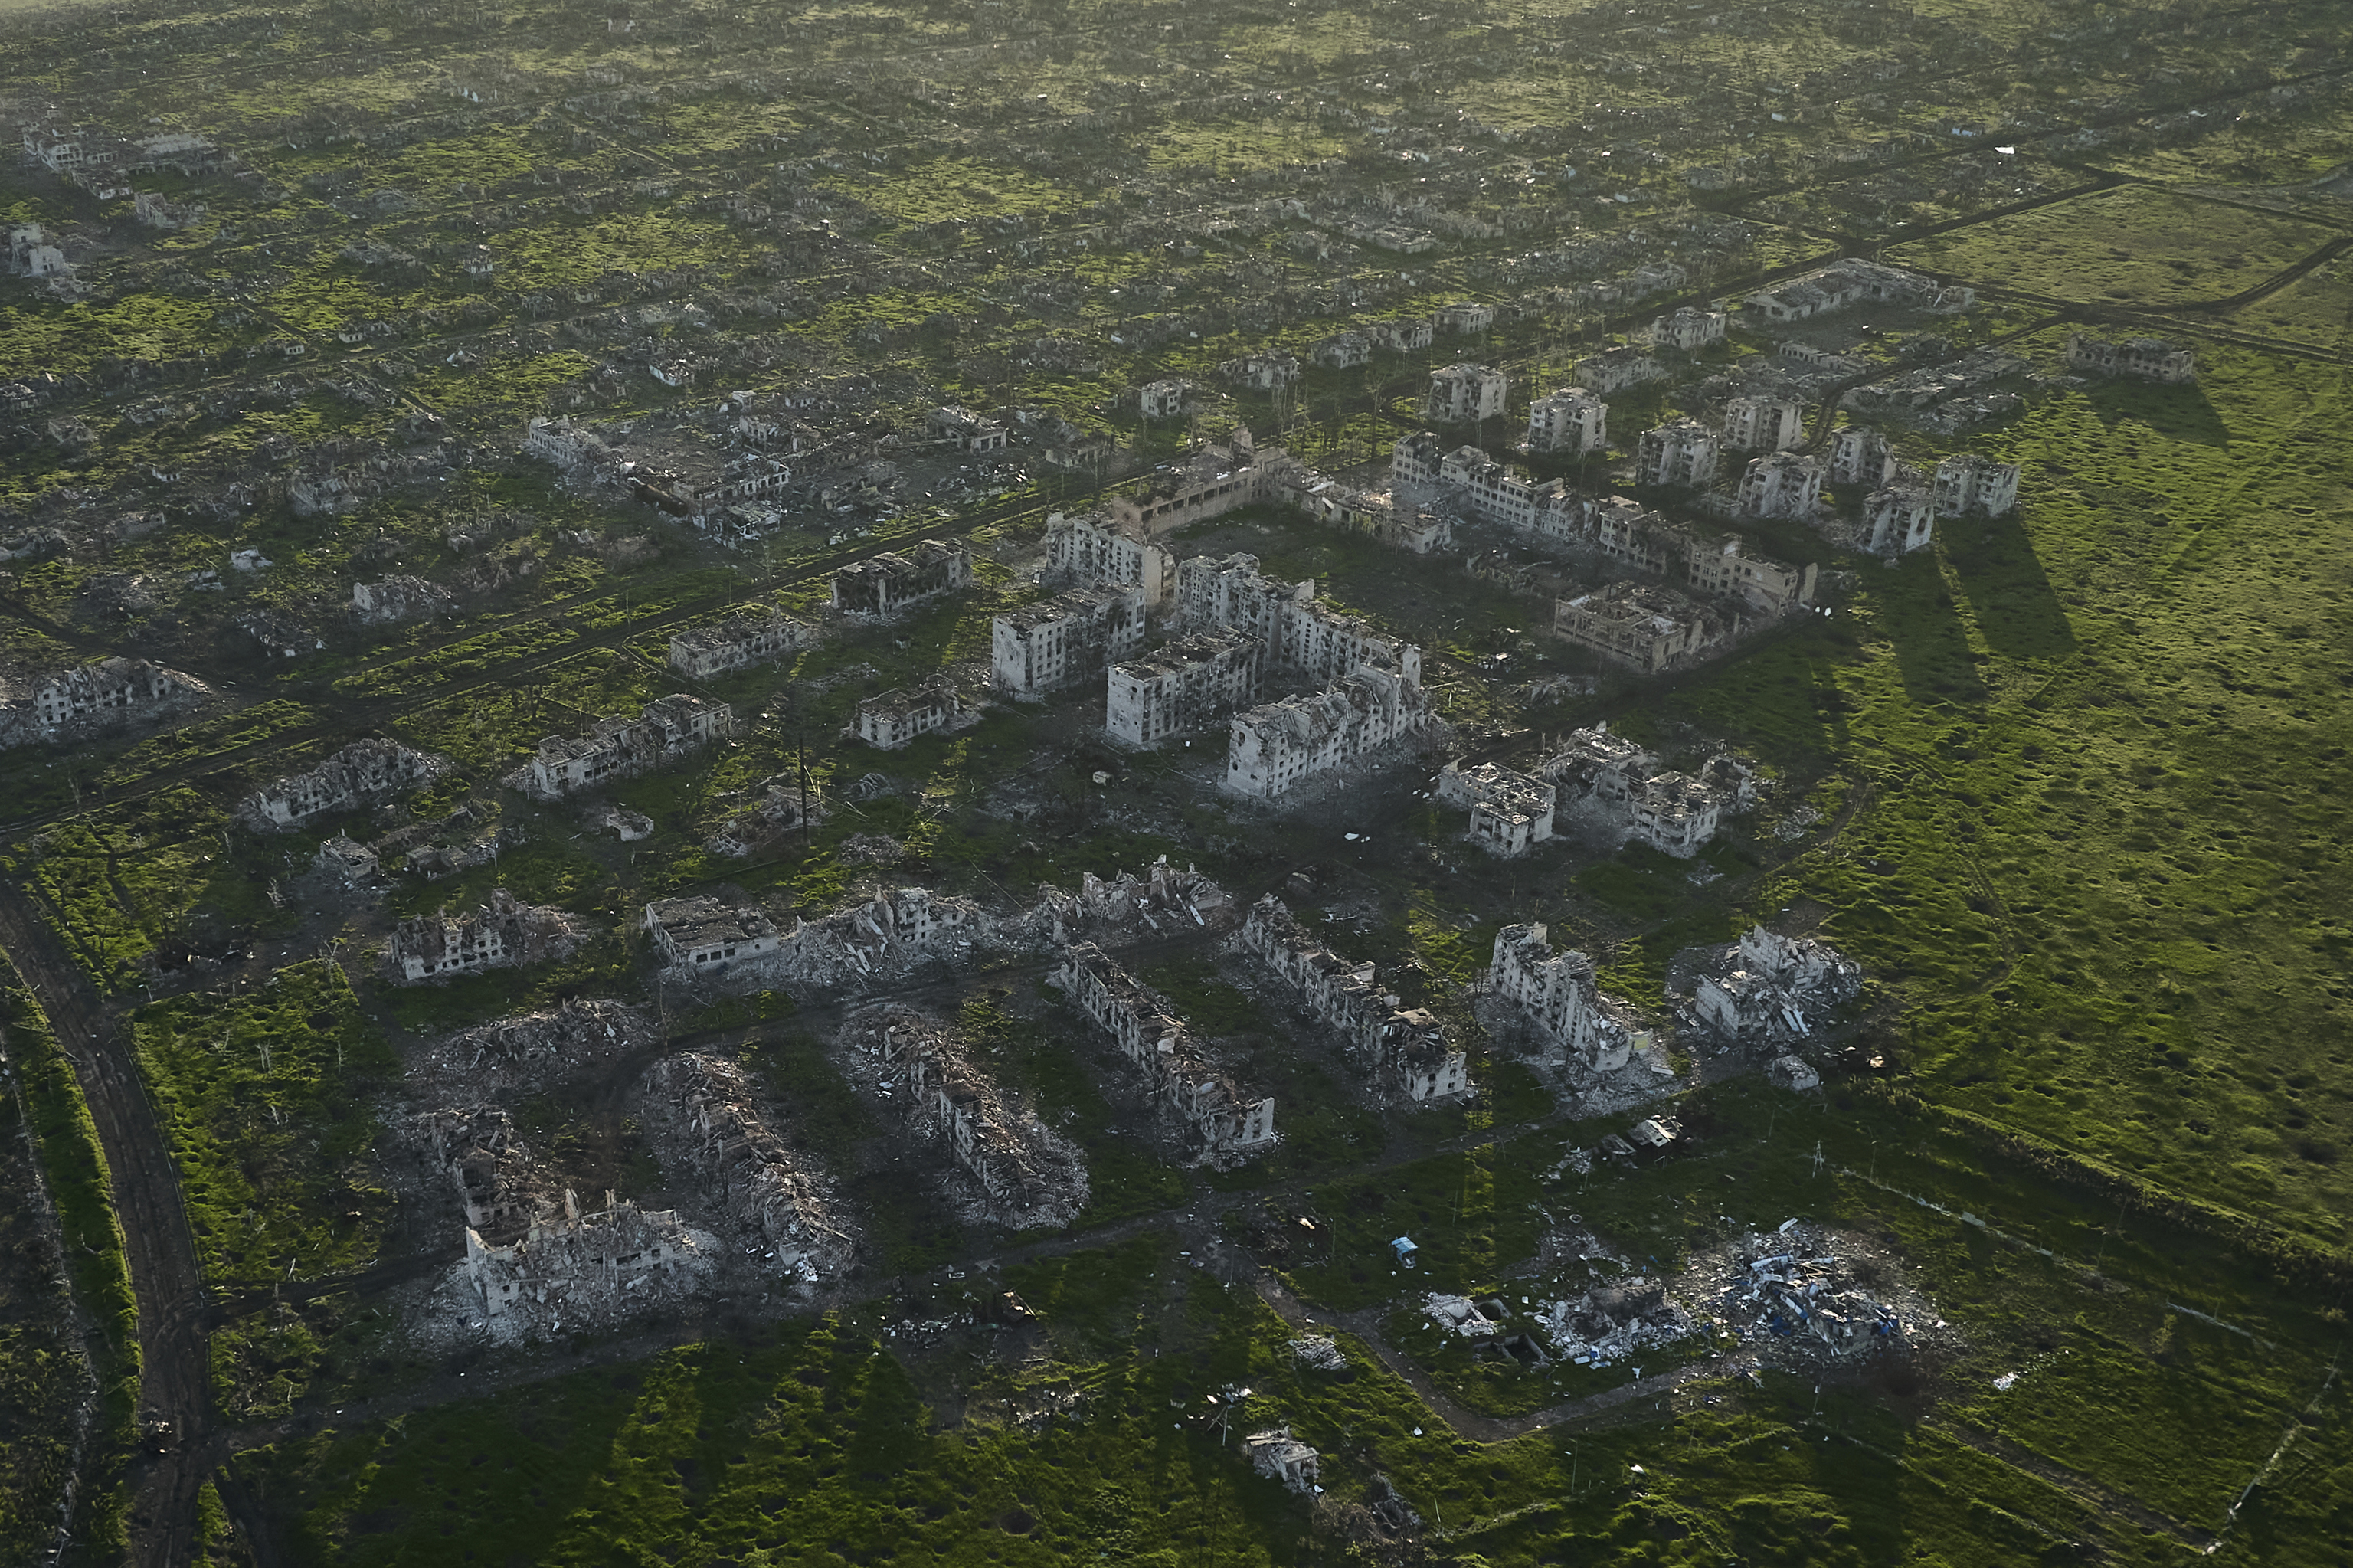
[668,605,817,679]
[1283,473,1456,555]
[526,693,735,798]
[843,1007,1088,1229]
[0,657,207,750]
[2065,332,2195,384]
[352,575,454,626]
[854,679,963,749]
[1051,943,1277,1160]
[990,584,1146,699]
[1553,582,1741,676]
[1538,723,1743,858]
[387,890,581,983]
[1107,428,1296,538]
[647,1052,854,1282]
[241,738,448,830]
[1523,388,1608,456]
[1237,895,1470,1102]
[1684,925,1863,1047]
[1107,628,1265,749]
[1225,667,1429,800]
[830,538,974,617]
[1435,759,1556,857]
[1042,511,1174,607]
[463,1187,719,1340]
[1484,923,1649,1072]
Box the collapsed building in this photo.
[1553,582,1739,676]
[0,657,206,750]
[1435,760,1556,857]
[830,538,973,616]
[667,605,816,679]
[424,999,653,1081]
[843,1007,1088,1229]
[352,576,454,626]
[705,776,820,858]
[386,890,580,983]
[1484,924,1648,1070]
[1106,629,1265,749]
[1684,925,1863,1046]
[647,1052,853,1281]
[241,738,447,830]
[1283,474,1456,555]
[1225,667,1428,800]
[1538,723,1747,858]
[990,584,1146,699]
[1238,895,1469,1102]
[462,1188,718,1338]
[1042,511,1174,607]
[527,693,735,799]
[1245,1430,1321,1494]
[1050,944,1277,1159]
[854,679,961,749]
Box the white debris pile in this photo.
[1532,1275,1698,1370]
[1426,1293,1501,1337]
[1288,1334,1347,1372]
[1715,1219,1902,1353]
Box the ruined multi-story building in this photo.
[528,693,734,798]
[1932,453,2019,517]
[1573,347,1667,394]
[1687,925,1863,1045]
[643,895,783,974]
[1284,476,1456,555]
[388,890,578,982]
[1723,394,1808,453]
[0,657,204,750]
[1425,363,1508,424]
[1683,538,1818,617]
[1742,259,1971,323]
[1649,306,1727,352]
[1226,667,1428,800]
[650,1052,853,1278]
[830,538,973,616]
[1106,429,1294,538]
[1238,895,1468,1101]
[1220,351,1301,390]
[1138,378,1192,420]
[2066,332,2194,384]
[242,739,447,830]
[1435,302,1496,335]
[1042,512,1174,607]
[1523,388,1608,455]
[1176,554,1423,688]
[854,680,961,749]
[1050,944,1276,1157]
[847,1008,1088,1229]
[1553,583,1739,675]
[1860,480,1936,555]
[1107,630,1266,748]
[1484,924,1644,1069]
[1436,760,1556,857]
[1539,723,1731,857]
[668,605,814,679]
[1738,451,1825,519]
[463,1190,717,1334]
[1826,426,1897,487]
[1636,417,1720,489]
[990,584,1146,699]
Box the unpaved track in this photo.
[0,882,212,1568]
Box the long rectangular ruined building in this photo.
[242,738,447,830]
[1484,923,1645,1071]
[1236,895,1468,1102]
[648,1052,853,1280]
[1050,944,1275,1157]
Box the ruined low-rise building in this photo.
[831,538,973,617]
[1650,306,1727,353]
[847,1007,1088,1229]
[668,605,814,679]
[853,680,961,749]
[1107,429,1294,538]
[1042,512,1174,607]
[2066,332,2194,384]
[1553,583,1739,675]
[649,1052,852,1278]
[643,895,782,974]
[0,657,205,750]
[991,584,1146,700]
[1484,924,1646,1071]
[1225,668,1428,800]
[931,404,1007,452]
[352,576,454,626]
[1523,387,1609,456]
[1572,347,1667,394]
[1743,259,1970,323]
[1220,351,1301,391]
[1246,1429,1321,1494]
[1687,925,1863,1045]
[1238,895,1468,1102]
[243,738,447,830]
[388,890,579,982]
[1436,761,1556,857]
[1050,944,1276,1157]
[1137,378,1192,420]
[1107,630,1265,749]
[1932,453,2019,518]
[528,694,735,798]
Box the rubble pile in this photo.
[1680,925,1863,1047]
[1288,1335,1347,1372]
[1715,1221,1903,1356]
[1426,1293,1502,1337]
[705,777,823,859]
[417,1105,547,1244]
[1531,1277,1699,1370]
[1029,859,1235,947]
[646,1052,853,1284]
[841,1007,1089,1230]
[412,998,655,1095]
